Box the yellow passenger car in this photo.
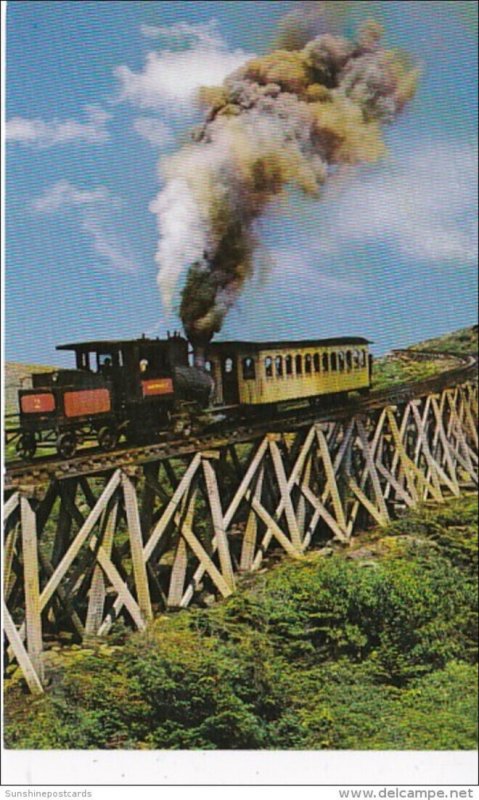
[206,337,372,407]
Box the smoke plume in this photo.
[150,17,419,346]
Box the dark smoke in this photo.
[151,15,419,347]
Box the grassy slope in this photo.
[372,324,477,390]
[4,495,478,750]
[409,325,478,355]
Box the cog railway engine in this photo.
[16,334,213,459]
[14,334,372,460]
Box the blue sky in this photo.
[6,1,478,365]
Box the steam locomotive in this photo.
[16,334,212,459]
[15,333,372,460]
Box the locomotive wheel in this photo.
[16,433,37,460]
[57,432,77,459]
[98,426,119,451]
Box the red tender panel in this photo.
[21,393,56,414]
[141,378,174,397]
[64,389,111,418]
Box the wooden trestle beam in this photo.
[3,381,478,692]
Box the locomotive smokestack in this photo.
[193,345,206,369]
[189,328,211,368]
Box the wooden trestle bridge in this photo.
[3,356,478,694]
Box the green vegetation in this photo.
[372,324,477,390]
[5,495,477,750]
[372,356,456,391]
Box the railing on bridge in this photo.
[3,380,478,693]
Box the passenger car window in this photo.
[322,353,329,372]
[265,356,273,378]
[225,357,234,374]
[331,352,337,371]
[295,354,303,375]
[275,355,283,378]
[285,355,293,376]
[242,357,256,380]
[338,352,345,371]
[313,353,320,373]
[305,354,312,374]
[360,350,366,367]
[346,351,353,370]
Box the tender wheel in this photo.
[98,426,119,451]
[57,432,77,459]
[16,433,37,460]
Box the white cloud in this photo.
[6,105,111,148]
[32,180,137,274]
[269,246,364,296]
[312,140,478,266]
[31,180,115,213]
[80,215,138,275]
[139,19,224,50]
[133,116,173,148]
[114,20,254,113]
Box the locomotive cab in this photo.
[56,336,187,443]
[54,334,213,444]
[15,335,196,459]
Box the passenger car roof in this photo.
[207,337,371,353]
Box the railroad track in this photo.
[4,351,477,491]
